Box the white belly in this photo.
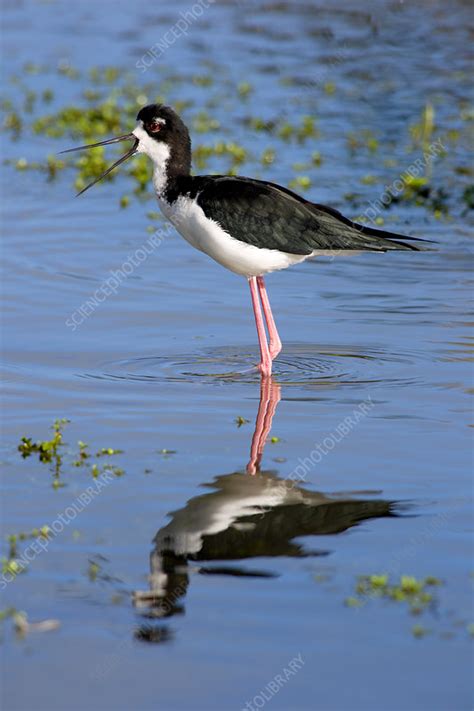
[158,195,307,278]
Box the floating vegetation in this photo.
[278,115,318,143]
[3,155,66,180]
[192,110,220,133]
[237,81,253,98]
[18,417,68,483]
[260,148,276,166]
[193,141,248,172]
[393,175,450,216]
[235,416,250,427]
[341,573,474,639]
[6,527,51,560]
[18,419,126,487]
[409,103,435,151]
[347,129,379,154]
[288,175,312,190]
[157,448,176,457]
[344,574,445,637]
[192,74,213,87]
[1,527,51,580]
[361,174,378,185]
[0,62,469,218]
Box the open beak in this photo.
[59,133,139,196]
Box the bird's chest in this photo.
[158,195,222,254]
[156,192,301,277]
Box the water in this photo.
[1,1,473,709]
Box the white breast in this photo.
[158,194,307,278]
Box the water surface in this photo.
[1,1,473,709]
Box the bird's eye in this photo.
[148,121,162,133]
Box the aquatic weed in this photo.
[348,573,442,617]
[18,419,126,486]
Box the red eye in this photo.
[148,121,162,133]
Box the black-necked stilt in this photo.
[62,104,426,377]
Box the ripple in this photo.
[81,343,425,388]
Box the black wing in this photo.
[195,176,427,254]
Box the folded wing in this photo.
[196,176,427,254]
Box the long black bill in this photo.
[59,133,139,196]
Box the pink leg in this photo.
[248,277,272,377]
[257,276,282,360]
[247,376,281,475]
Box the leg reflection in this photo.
[247,376,281,475]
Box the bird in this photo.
[61,103,427,377]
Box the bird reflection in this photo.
[133,376,397,638]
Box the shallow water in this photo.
[1,1,473,710]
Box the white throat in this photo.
[132,123,171,197]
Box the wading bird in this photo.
[62,104,425,377]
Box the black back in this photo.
[172,175,425,254]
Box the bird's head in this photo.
[133,104,191,178]
[60,103,191,196]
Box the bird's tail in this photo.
[310,202,434,252]
[352,222,431,251]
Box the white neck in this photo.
[152,163,169,197]
[132,123,171,198]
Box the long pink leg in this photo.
[257,276,282,360]
[248,277,272,377]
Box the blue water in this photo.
[1,1,473,709]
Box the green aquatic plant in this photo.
[18,419,126,485]
[2,526,51,580]
[4,155,66,180]
[18,418,69,485]
[2,110,22,137]
[409,103,435,150]
[96,447,123,457]
[347,573,442,616]
[6,527,50,560]
[192,111,220,133]
[394,175,450,216]
[260,148,276,166]
[235,416,250,427]
[192,74,213,87]
[193,141,248,172]
[288,175,312,190]
[1,558,23,578]
[361,174,378,185]
[412,623,429,638]
[311,151,322,166]
[347,129,379,154]
[341,573,474,639]
[246,117,276,133]
[237,81,253,98]
[87,559,101,582]
[1,61,468,219]
[157,448,177,457]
